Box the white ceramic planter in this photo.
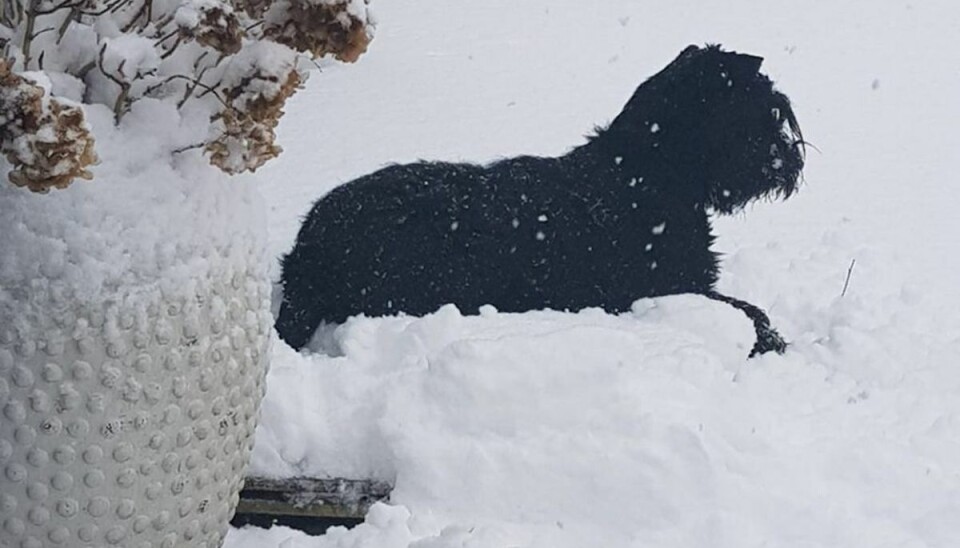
[0,127,273,547]
[0,268,270,548]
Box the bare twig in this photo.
[78,0,131,17]
[191,50,209,71]
[11,0,23,25]
[172,142,204,154]
[119,0,150,32]
[76,58,96,78]
[840,259,856,298]
[56,6,80,43]
[149,12,175,37]
[176,65,209,108]
[34,0,82,15]
[29,25,55,39]
[97,43,132,122]
[21,0,41,68]
[143,72,227,108]
[0,0,10,27]
[153,27,177,47]
[159,35,182,59]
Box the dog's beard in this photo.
[703,86,804,214]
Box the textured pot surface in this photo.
[0,264,271,548]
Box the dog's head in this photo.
[609,45,804,213]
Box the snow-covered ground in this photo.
[227,1,960,547]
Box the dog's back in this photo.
[278,151,717,349]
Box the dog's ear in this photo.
[676,44,702,61]
[731,53,763,75]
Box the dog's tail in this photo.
[704,291,787,358]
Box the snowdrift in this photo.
[223,0,960,546]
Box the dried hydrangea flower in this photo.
[0,60,98,193]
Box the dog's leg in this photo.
[275,296,326,351]
[703,291,787,358]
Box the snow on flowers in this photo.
[0,0,375,191]
[0,61,97,193]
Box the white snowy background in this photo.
[226,1,960,547]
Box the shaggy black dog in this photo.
[277,45,804,356]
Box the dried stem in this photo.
[177,66,209,108]
[97,44,132,122]
[159,35,181,59]
[79,0,131,17]
[0,0,10,27]
[119,0,149,33]
[841,259,856,298]
[172,141,203,154]
[20,0,40,68]
[143,72,227,108]
[56,5,79,43]
[34,0,83,16]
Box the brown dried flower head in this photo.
[230,0,272,19]
[264,0,373,62]
[207,67,302,174]
[178,1,245,55]
[0,60,98,193]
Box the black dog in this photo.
[277,45,804,356]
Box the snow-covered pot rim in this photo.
[0,103,273,548]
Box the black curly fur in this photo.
[277,45,804,355]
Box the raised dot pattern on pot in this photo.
[0,269,271,547]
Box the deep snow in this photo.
[0,99,268,330]
[227,1,960,547]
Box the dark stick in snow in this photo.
[233,477,392,535]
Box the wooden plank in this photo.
[236,477,392,520]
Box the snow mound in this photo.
[235,282,960,547]
[249,298,754,481]
[226,0,960,545]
